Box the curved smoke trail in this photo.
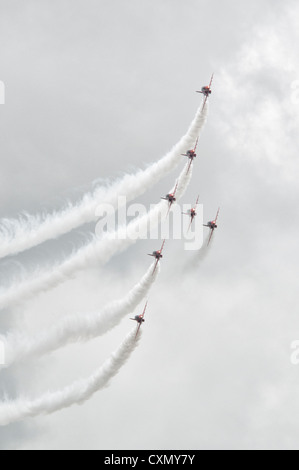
[0,328,141,426]
[0,103,208,259]
[0,161,192,310]
[1,263,159,367]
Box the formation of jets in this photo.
[131,75,219,339]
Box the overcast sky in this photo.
[0,0,299,450]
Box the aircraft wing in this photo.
[186,160,192,174]
[207,228,214,246]
[202,95,208,111]
[173,181,179,196]
[152,259,159,276]
[188,218,193,233]
[215,207,220,223]
[166,201,173,217]
[141,302,148,318]
[135,322,142,339]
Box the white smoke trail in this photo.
[0,103,208,259]
[1,263,158,367]
[184,234,213,272]
[0,162,192,310]
[0,328,141,426]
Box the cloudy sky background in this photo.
[0,0,299,450]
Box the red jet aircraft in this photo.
[161,182,178,216]
[183,196,200,232]
[196,74,214,110]
[130,302,148,338]
[204,207,220,245]
[181,138,199,174]
[148,240,166,275]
